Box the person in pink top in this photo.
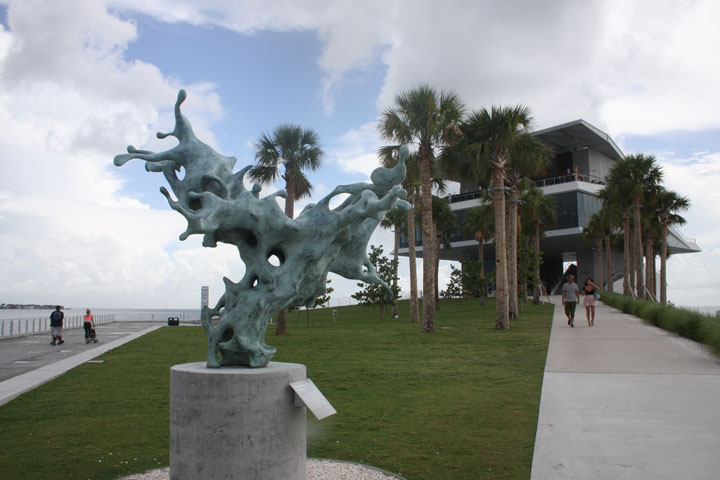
[582,277,601,327]
[83,308,96,344]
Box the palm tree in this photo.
[655,189,690,305]
[602,155,663,298]
[380,206,407,318]
[249,123,324,335]
[504,135,550,318]
[454,106,534,330]
[379,84,465,333]
[641,204,661,300]
[520,184,557,304]
[462,203,494,306]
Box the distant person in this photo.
[83,308,96,344]
[561,275,580,327]
[583,278,601,327]
[50,305,64,345]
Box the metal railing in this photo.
[533,173,605,188]
[669,226,697,247]
[447,174,606,205]
[0,314,115,338]
[447,190,487,204]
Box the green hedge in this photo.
[600,291,720,355]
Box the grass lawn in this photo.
[0,298,553,480]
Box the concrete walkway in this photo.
[0,322,163,406]
[531,296,720,479]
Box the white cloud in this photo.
[328,121,381,177]
[111,0,720,135]
[0,0,228,307]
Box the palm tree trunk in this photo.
[605,233,613,293]
[478,236,486,306]
[644,235,653,300]
[407,194,419,323]
[660,222,668,305]
[435,230,441,311]
[507,188,519,319]
[276,181,296,336]
[492,167,509,330]
[623,211,631,296]
[596,239,604,289]
[633,200,644,299]
[391,226,400,318]
[419,146,436,333]
[532,227,541,304]
[650,248,658,302]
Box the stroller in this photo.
[85,326,99,344]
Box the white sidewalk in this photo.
[531,297,720,479]
[0,325,162,406]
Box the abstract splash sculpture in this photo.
[115,90,410,368]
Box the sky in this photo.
[1,0,719,309]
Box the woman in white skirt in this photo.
[582,277,601,326]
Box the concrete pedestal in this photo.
[170,362,307,480]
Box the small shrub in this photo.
[599,291,719,356]
[638,302,663,326]
[698,317,720,355]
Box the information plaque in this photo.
[290,378,337,420]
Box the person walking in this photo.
[582,277,601,327]
[561,275,580,327]
[83,308,96,344]
[49,305,64,345]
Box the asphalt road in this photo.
[0,322,163,382]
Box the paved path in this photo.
[0,322,163,406]
[531,296,720,479]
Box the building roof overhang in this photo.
[532,119,624,161]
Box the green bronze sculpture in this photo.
[115,90,410,367]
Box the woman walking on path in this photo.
[83,308,96,344]
[583,278,601,327]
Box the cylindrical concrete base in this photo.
[170,362,307,480]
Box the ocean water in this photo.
[679,306,720,317]
[0,307,202,336]
[0,307,201,322]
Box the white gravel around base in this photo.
[118,459,404,480]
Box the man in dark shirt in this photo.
[50,305,64,345]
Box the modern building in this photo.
[398,119,701,293]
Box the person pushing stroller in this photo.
[83,308,98,344]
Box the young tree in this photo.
[351,245,401,321]
[380,206,407,318]
[379,85,465,333]
[446,265,463,298]
[460,257,492,300]
[462,203,494,306]
[249,124,324,335]
[306,278,334,326]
